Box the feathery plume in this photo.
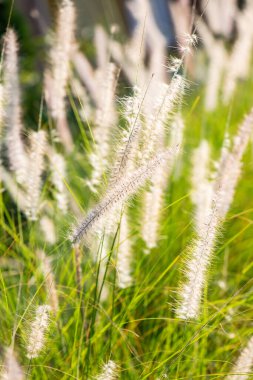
[24,130,47,221]
[177,108,253,319]
[26,305,51,359]
[191,140,213,233]
[37,250,59,314]
[141,158,174,251]
[0,165,27,213]
[0,85,3,171]
[87,63,119,192]
[176,200,220,319]
[142,115,184,250]
[96,360,119,380]
[94,24,109,71]
[39,215,57,245]
[197,20,227,111]
[109,86,142,186]
[3,29,28,184]
[44,0,76,150]
[178,33,198,56]
[0,83,3,132]
[49,151,68,213]
[223,1,253,103]
[97,234,110,302]
[73,243,83,293]
[140,76,185,165]
[226,336,253,380]
[1,347,24,380]
[95,63,118,129]
[116,213,132,288]
[70,149,177,244]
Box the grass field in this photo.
[1,3,253,380]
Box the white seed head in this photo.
[49,151,68,213]
[26,305,51,359]
[37,250,59,314]
[116,213,132,288]
[24,130,47,221]
[3,29,28,184]
[226,336,253,380]
[96,360,119,380]
[39,216,57,245]
[44,0,76,120]
[1,347,24,380]
[71,149,178,245]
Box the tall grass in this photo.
[1,1,253,379]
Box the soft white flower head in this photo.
[24,130,47,221]
[226,336,253,380]
[1,347,24,380]
[96,360,119,380]
[3,29,28,184]
[26,305,51,359]
[50,151,68,213]
[116,213,132,288]
[40,216,57,245]
[37,250,59,314]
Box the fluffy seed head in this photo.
[226,336,253,380]
[44,0,76,120]
[49,151,68,213]
[24,130,47,221]
[39,216,57,245]
[87,63,119,192]
[26,305,51,359]
[191,140,213,233]
[109,86,142,186]
[116,213,132,288]
[96,360,119,380]
[3,29,28,184]
[37,250,59,314]
[1,347,24,380]
[70,149,177,245]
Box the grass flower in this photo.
[96,360,119,380]
[141,107,184,250]
[39,215,57,245]
[109,86,142,186]
[49,150,68,214]
[24,130,47,221]
[191,140,213,233]
[226,336,253,380]
[1,347,23,380]
[116,213,132,288]
[3,29,28,184]
[37,250,59,314]
[70,149,177,244]
[44,0,76,150]
[26,305,51,359]
[87,63,119,192]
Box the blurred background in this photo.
[0,0,247,41]
[0,0,252,122]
